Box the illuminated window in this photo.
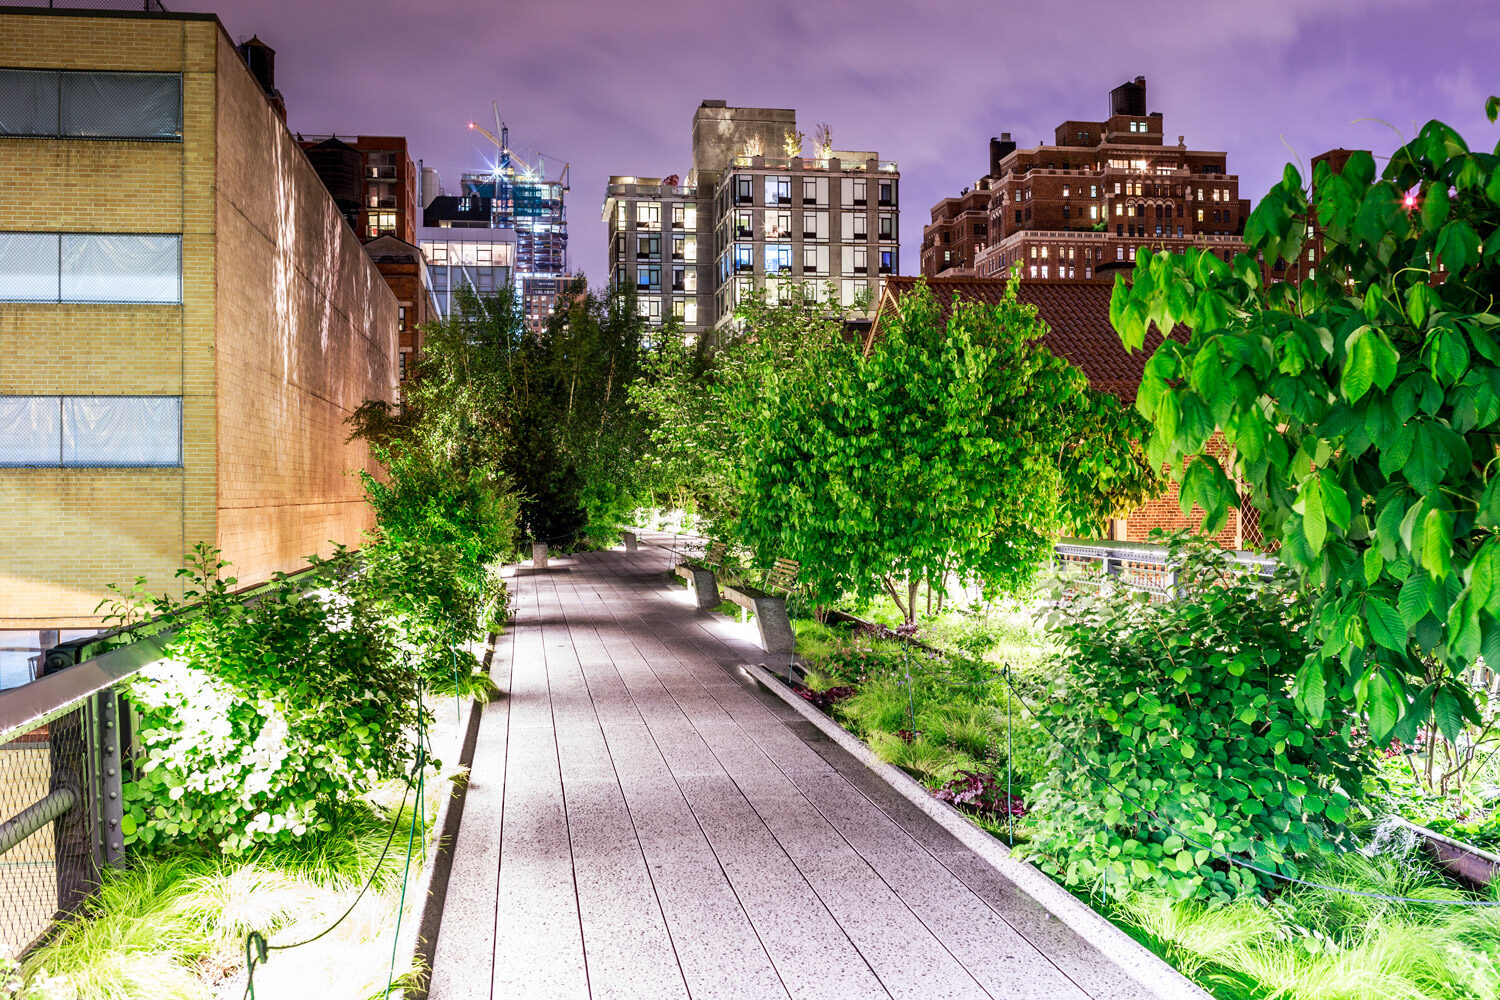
[878,214,894,239]
[1041,265,1049,279]
[672,237,685,260]
[684,300,697,324]
[683,237,698,262]
[636,235,660,259]
[735,211,752,238]
[637,265,660,291]
[636,203,660,230]
[672,298,685,319]
[1029,265,1037,278]
[1196,209,1204,222]
[766,176,791,204]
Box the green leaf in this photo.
[1299,475,1327,554]
[1488,96,1500,124]
[1366,596,1406,651]
[1420,186,1450,232]
[1295,655,1325,721]
[1363,546,1383,585]
[1366,671,1401,742]
[1433,686,1464,743]
[1422,508,1454,579]
[1341,327,1377,402]
[1435,220,1480,273]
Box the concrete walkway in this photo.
[428,538,1178,1000]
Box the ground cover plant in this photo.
[4,757,452,1000]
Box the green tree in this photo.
[728,278,1156,621]
[1111,102,1500,742]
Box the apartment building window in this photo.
[1062,205,1071,220]
[852,245,868,273]
[735,211,753,239]
[614,235,626,260]
[1117,247,1125,260]
[638,296,661,320]
[1178,226,1185,237]
[766,176,791,204]
[840,278,869,307]
[768,211,791,237]
[616,202,627,227]
[878,214,894,239]
[637,265,661,291]
[671,203,685,227]
[848,178,867,206]
[879,249,893,274]
[672,266,685,291]
[765,243,793,273]
[1197,209,1204,222]
[734,244,754,273]
[0,232,181,303]
[636,203,661,230]
[802,177,819,204]
[671,237,685,260]
[367,211,397,238]
[878,180,894,206]
[844,212,867,239]
[683,237,698,262]
[1014,210,1022,224]
[734,177,753,204]
[636,235,660,259]
[0,69,182,140]
[0,395,181,467]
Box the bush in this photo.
[119,547,423,855]
[1024,537,1374,903]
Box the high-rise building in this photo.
[604,101,900,340]
[922,77,1251,283]
[0,7,398,687]
[602,175,712,334]
[455,118,571,334]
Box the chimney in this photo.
[989,132,1016,177]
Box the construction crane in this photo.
[466,102,569,190]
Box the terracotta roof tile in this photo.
[870,277,1180,402]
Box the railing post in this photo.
[96,690,126,867]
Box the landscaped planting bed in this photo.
[762,551,1500,1000]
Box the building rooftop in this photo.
[869,277,1182,400]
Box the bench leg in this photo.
[749,596,794,654]
[688,567,720,610]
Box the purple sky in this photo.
[185,0,1500,287]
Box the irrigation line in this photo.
[243,682,437,998]
[982,660,1500,908]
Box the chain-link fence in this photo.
[0,1,167,10]
[0,685,129,960]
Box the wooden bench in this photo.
[722,558,799,654]
[674,540,726,610]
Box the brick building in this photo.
[297,134,419,244]
[0,7,399,686]
[870,278,1256,548]
[922,77,1253,283]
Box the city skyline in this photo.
[174,0,1500,291]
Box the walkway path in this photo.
[428,538,1188,1000]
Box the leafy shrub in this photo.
[119,547,424,855]
[1025,537,1374,903]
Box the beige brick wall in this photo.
[211,29,396,588]
[0,13,397,628]
[0,15,210,627]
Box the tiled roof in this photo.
[869,277,1180,401]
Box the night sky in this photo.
[181,0,1499,287]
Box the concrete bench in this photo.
[621,530,638,552]
[721,557,800,654]
[674,563,721,609]
[532,541,548,568]
[721,583,794,653]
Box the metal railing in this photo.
[0,558,342,958]
[1053,537,1278,602]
